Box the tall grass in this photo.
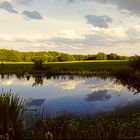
[0,91,25,140]
[26,111,140,139]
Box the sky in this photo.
[0,0,140,55]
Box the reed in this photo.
[0,91,25,140]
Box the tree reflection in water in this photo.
[114,69,140,94]
[29,70,140,94]
[0,68,139,94]
[32,75,44,87]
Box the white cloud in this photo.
[57,29,80,39]
[49,26,128,47]
[125,25,140,39]
[0,25,140,55]
[0,33,49,42]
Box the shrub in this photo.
[96,52,107,60]
[32,57,46,69]
[129,55,140,71]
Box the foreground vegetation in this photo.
[0,92,25,140]
[0,92,140,140]
[26,111,140,139]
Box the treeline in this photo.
[0,49,129,62]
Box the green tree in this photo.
[57,54,74,62]
[96,52,107,60]
[73,55,86,61]
[107,53,118,60]
[32,56,46,69]
[86,55,96,60]
[129,55,140,71]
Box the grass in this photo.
[0,60,129,76]
[45,60,128,71]
[0,91,25,140]
[25,111,140,139]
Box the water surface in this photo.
[0,75,140,115]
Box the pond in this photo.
[0,74,140,116]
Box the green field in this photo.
[44,60,128,70]
[0,60,129,75]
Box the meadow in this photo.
[0,60,128,75]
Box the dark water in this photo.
[0,74,140,116]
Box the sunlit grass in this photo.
[1,62,33,64]
[0,60,127,64]
[0,60,129,76]
[45,60,127,63]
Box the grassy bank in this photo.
[0,60,128,75]
[45,60,128,74]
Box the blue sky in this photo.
[0,0,140,55]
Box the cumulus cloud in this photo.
[0,27,133,46]
[0,25,140,55]
[0,1,17,13]
[49,27,127,48]
[22,10,43,20]
[0,33,49,42]
[85,14,113,28]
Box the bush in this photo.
[129,55,140,71]
[32,57,46,69]
[96,52,107,60]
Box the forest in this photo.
[0,49,129,62]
